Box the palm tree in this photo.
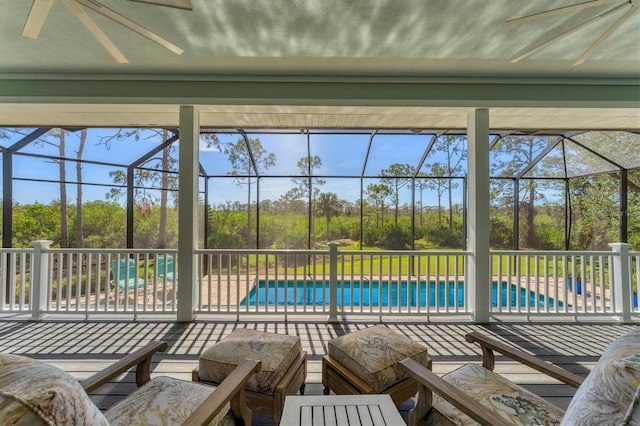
[316,192,340,240]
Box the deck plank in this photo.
[0,319,636,425]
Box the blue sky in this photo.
[1,128,469,206]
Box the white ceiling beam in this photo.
[1,78,638,111]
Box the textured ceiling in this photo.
[0,0,639,130]
[1,0,639,77]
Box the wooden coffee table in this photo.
[280,394,405,426]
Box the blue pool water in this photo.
[241,280,562,308]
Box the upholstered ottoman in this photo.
[322,325,431,405]
[192,328,307,422]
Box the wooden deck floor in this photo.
[0,318,637,425]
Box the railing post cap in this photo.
[328,241,339,247]
[31,240,53,248]
[609,242,632,250]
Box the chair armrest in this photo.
[465,331,583,388]
[80,341,168,393]
[183,358,262,426]
[400,358,512,426]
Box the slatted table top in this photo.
[280,394,406,426]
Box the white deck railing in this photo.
[41,249,177,317]
[0,248,33,312]
[491,250,613,317]
[194,246,471,319]
[1,242,177,318]
[1,241,637,322]
[490,245,638,319]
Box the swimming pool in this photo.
[240,280,562,308]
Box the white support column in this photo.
[609,242,632,324]
[31,240,52,320]
[177,106,200,322]
[467,109,491,323]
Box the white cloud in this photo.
[199,137,222,152]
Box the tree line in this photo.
[1,129,637,251]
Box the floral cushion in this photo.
[431,363,565,426]
[622,385,640,426]
[105,376,234,426]
[0,353,108,426]
[561,327,640,426]
[198,329,301,394]
[0,397,51,426]
[327,325,431,393]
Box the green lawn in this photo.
[209,251,622,287]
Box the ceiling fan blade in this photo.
[574,3,636,65]
[75,0,184,55]
[511,2,627,63]
[128,0,192,10]
[61,0,128,63]
[505,0,622,26]
[22,0,55,39]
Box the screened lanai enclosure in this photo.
[1,127,639,252]
[1,126,639,321]
[1,0,638,326]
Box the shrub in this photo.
[380,223,412,249]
